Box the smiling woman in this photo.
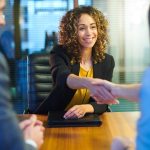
[35,6,116,119]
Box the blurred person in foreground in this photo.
[0,0,44,149]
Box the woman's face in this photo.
[77,13,97,49]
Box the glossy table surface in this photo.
[20,112,140,150]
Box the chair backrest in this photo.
[26,53,53,113]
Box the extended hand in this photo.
[87,78,119,104]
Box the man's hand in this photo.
[19,115,45,149]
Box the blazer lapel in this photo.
[93,63,103,78]
[71,63,80,75]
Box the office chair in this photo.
[25,53,53,113]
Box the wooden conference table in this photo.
[20,112,140,150]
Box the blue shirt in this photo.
[137,67,150,150]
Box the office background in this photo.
[1,0,149,113]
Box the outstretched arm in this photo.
[94,79,141,103]
[67,74,116,101]
[111,83,140,101]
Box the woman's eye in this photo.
[91,26,96,29]
[79,27,85,30]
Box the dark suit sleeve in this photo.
[90,100,109,114]
[103,54,115,81]
[49,45,71,91]
[89,54,115,114]
[0,53,36,150]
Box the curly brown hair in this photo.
[59,6,109,64]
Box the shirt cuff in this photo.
[25,139,37,148]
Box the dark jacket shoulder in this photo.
[102,53,115,69]
[103,53,114,62]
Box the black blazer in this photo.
[36,45,115,114]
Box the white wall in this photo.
[93,0,150,83]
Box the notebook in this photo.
[47,111,102,127]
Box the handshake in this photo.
[86,78,140,103]
[87,78,120,104]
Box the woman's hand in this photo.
[64,104,94,119]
